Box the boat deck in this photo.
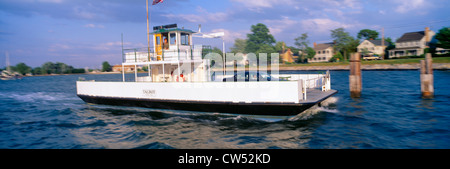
[300,89,338,104]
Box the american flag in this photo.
[152,0,164,5]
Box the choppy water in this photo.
[0,70,449,149]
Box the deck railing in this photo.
[122,45,212,63]
[274,71,331,100]
[274,71,330,90]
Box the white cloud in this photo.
[84,24,105,28]
[48,43,71,52]
[163,7,228,23]
[91,41,132,50]
[231,0,296,12]
[37,0,64,3]
[210,28,246,43]
[339,0,362,9]
[395,0,426,13]
[300,18,359,33]
[263,16,298,36]
[73,6,97,20]
[231,0,285,8]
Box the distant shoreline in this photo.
[278,63,450,71]
[26,71,121,77]
[212,63,450,72]
[24,63,450,78]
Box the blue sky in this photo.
[0,0,449,68]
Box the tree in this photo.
[230,38,247,54]
[305,47,316,59]
[330,52,344,62]
[274,41,286,54]
[331,28,359,61]
[294,33,309,50]
[435,27,450,49]
[42,62,56,74]
[211,47,223,57]
[102,61,112,72]
[56,62,73,74]
[357,29,379,40]
[32,67,43,75]
[14,63,31,75]
[384,37,395,59]
[361,48,370,57]
[294,33,310,63]
[245,23,276,54]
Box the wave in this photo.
[287,96,339,121]
[83,96,341,127]
[0,92,77,103]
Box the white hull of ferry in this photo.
[77,77,337,116]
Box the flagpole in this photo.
[146,0,150,61]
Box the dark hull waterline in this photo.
[77,95,335,116]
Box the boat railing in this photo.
[274,71,331,100]
[122,45,212,63]
[274,72,330,89]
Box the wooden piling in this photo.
[421,53,434,98]
[349,53,362,98]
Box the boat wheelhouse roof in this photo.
[151,28,196,34]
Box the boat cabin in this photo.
[121,24,211,83]
[152,24,197,61]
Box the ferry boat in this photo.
[76,24,337,116]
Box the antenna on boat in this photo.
[146,0,151,61]
[5,51,10,72]
[121,33,124,57]
[198,24,202,33]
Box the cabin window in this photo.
[170,33,176,45]
[181,33,190,45]
[156,36,160,45]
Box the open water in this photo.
[0,70,449,149]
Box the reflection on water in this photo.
[73,103,332,149]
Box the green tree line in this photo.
[229,23,449,63]
[2,62,85,75]
[228,23,325,63]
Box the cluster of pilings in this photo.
[348,53,434,99]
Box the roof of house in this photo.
[366,39,391,46]
[314,42,334,50]
[396,31,425,43]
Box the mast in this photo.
[5,51,10,72]
[146,0,151,61]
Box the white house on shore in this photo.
[388,27,434,58]
[357,39,390,57]
[309,42,334,62]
